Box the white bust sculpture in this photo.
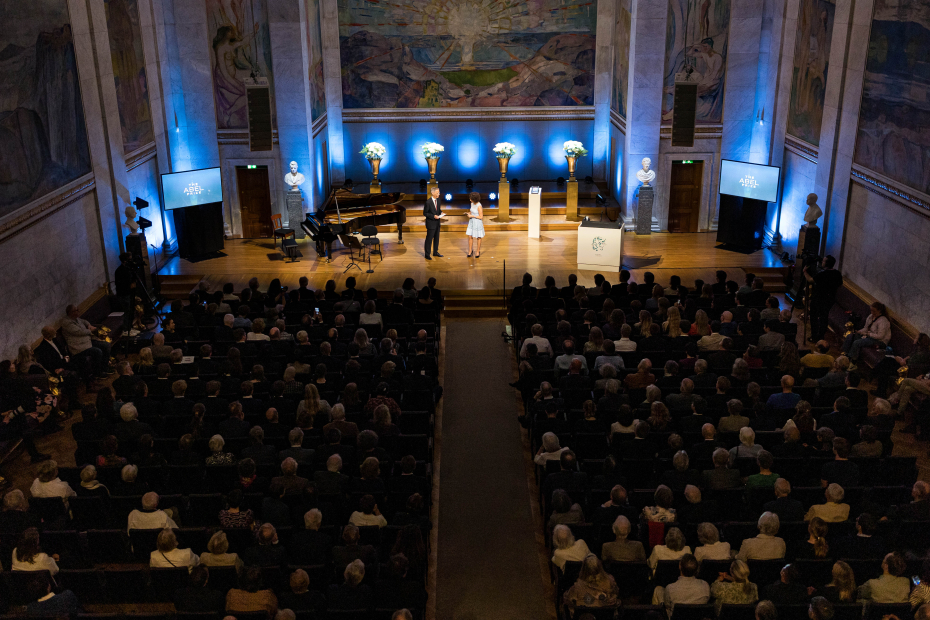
[804,193,823,225]
[636,157,656,186]
[124,205,140,233]
[284,161,305,191]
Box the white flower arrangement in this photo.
[360,142,386,160]
[563,140,588,156]
[421,142,445,158]
[493,142,517,158]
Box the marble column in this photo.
[769,0,802,243]
[592,0,617,181]
[269,0,313,229]
[815,0,872,260]
[622,0,668,228]
[138,0,177,249]
[320,0,345,185]
[68,0,125,284]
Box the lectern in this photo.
[528,187,541,239]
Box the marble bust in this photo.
[636,157,656,186]
[804,193,823,225]
[124,205,140,233]
[284,161,305,191]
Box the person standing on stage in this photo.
[465,191,485,258]
[424,186,446,260]
[804,255,843,342]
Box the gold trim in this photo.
[850,165,930,214]
[342,106,595,123]
[785,136,818,163]
[0,175,96,243]
[125,142,158,171]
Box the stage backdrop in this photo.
[207,0,277,130]
[661,0,731,124]
[786,0,835,146]
[853,0,930,196]
[337,0,598,108]
[0,1,91,219]
[342,118,595,183]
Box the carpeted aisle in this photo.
[435,318,548,620]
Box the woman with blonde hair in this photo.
[150,527,199,571]
[796,517,830,559]
[664,306,683,338]
[585,327,605,353]
[551,524,591,571]
[823,561,856,603]
[563,554,620,611]
[354,329,376,355]
[12,527,59,575]
[637,310,654,337]
[690,309,711,337]
[647,526,691,571]
[296,383,331,420]
[711,559,758,611]
[199,530,242,569]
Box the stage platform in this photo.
[159,231,789,300]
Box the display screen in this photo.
[161,167,223,210]
[719,160,780,203]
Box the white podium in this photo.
[577,220,624,271]
[527,186,541,238]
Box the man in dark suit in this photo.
[384,290,414,325]
[289,509,332,565]
[542,450,587,498]
[763,478,806,522]
[887,481,930,520]
[617,421,657,460]
[837,513,885,558]
[761,564,810,604]
[242,523,288,566]
[35,327,71,375]
[423,186,445,259]
[689,424,726,463]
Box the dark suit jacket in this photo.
[542,471,588,498]
[35,339,69,373]
[174,586,225,612]
[218,417,250,438]
[689,440,726,463]
[617,438,657,460]
[763,496,806,522]
[677,499,720,524]
[314,470,350,495]
[837,534,886,559]
[242,543,288,567]
[762,581,811,605]
[424,197,443,229]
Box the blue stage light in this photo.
[445,193,452,201]
[489,192,497,200]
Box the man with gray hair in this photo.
[677,484,720,524]
[241,426,276,464]
[278,428,314,464]
[601,515,646,561]
[127,492,177,533]
[314,454,350,494]
[289,509,330,565]
[270,457,310,497]
[242,523,287,567]
[736,511,786,560]
[689,422,726,462]
[659,553,709,612]
[666,378,696,412]
[804,483,850,522]
[763,478,805,522]
[0,490,40,533]
[534,432,567,465]
[329,559,369,609]
[323,404,359,442]
[689,359,718,388]
[114,403,154,450]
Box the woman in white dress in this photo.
[465,191,485,257]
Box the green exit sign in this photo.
[675,160,694,164]
[247,165,257,169]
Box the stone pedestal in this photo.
[636,185,654,235]
[286,191,305,239]
[496,181,510,222]
[369,180,381,194]
[566,180,579,221]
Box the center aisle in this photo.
[435,318,550,620]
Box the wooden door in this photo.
[668,161,703,232]
[236,166,272,238]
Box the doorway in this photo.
[236,165,272,238]
[668,160,703,232]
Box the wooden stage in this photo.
[160,230,788,296]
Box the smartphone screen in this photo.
[913,576,921,586]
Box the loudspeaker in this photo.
[672,81,697,147]
[246,82,273,152]
[716,195,767,251]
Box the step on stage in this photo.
[161,227,789,302]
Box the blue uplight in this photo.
[445,193,452,201]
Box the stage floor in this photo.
[160,231,786,294]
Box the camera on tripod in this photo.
[800,250,824,275]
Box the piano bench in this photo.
[282,239,299,262]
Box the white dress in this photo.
[466,202,485,238]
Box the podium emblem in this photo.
[592,236,607,252]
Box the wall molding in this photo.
[850,164,930,216]
[311,113,328,138]
[785,136,819,163]
[609,110,626,134]
[659,125,723,139]
[125,142,158,171]
[342,106,596,123]
[217,129,280,145]
[0,175,96,244]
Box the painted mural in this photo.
[661,0,731,124]
[612,6,631,118]
[786,0,834,146]
[337,0,598,108]
[305,0,326,121]
[207,0,276,129]
[0,1,91,219]
[105,0,154,153]
[853,0,930,195]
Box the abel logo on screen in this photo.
[739,175,759,189]
[184,183,204,196]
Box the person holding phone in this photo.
[423,186,446,260]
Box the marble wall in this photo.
[0,190,106,359]
[778,149,817,248]
[842,182,930,335]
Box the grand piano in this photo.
[301,188,406,259]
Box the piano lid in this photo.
[321,188,405,212]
